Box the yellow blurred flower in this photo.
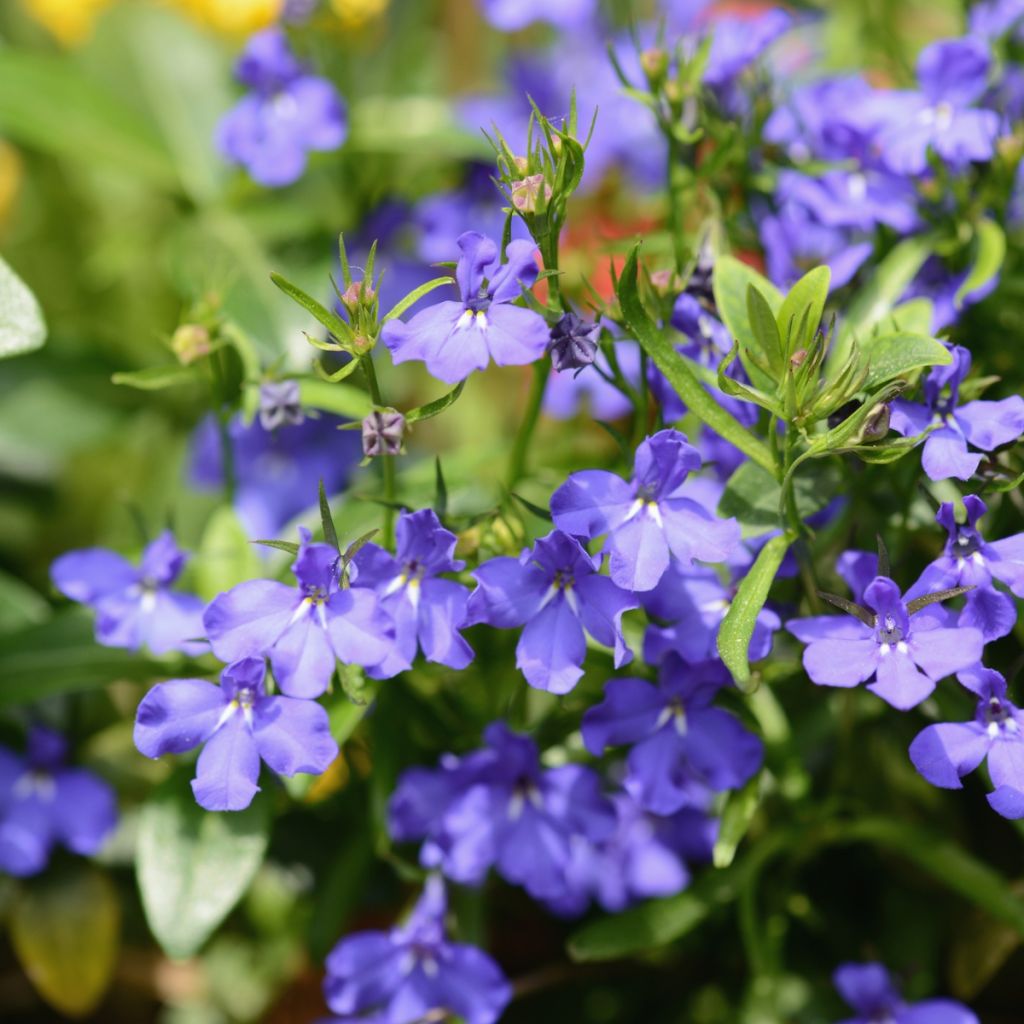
[21,0,115,46]
[330,0,388,30]
[170,0,283,34]
[0,142,24,227]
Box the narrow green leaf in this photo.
[987,467,1024,494]
[10,865,120,1018]
[0,255,47,359]
[319,480,340,553]
[619,246,775,474]
[956,218,1005,305]
[112,363,197,390]
[270,272,351,342]
[776,266,830,357]
[405,380,466,424]
[434,458,448,519]
[717,533,791,686]
[252,539,300,556]
[136,773,271,959]
[859,331,952,390]
[745,283,783,374]
[713,774,762,869]
[382,276,456,323]
[511,492,553,522]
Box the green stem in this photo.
[505,361,551,490]
[208,351,236,504]
[665,133,689,274]
[361,355,396,548]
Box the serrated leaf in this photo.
[405,380,466,424]
[619,246,775,474]
[10,865,120,1017]
[859,331,952,390]
[956,217,1005,306]
[111,363,197,390]
[136,772,271,959]
[777,266,830,358]
[0,255,47,359]
[717,532,791,686]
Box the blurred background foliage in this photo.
[3,1,1024,1023]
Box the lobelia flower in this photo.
[548,312,600,372]
[257,379,304,431]
[875,37,1000,175]
[381,231,549,384]
[190,411,361,541]
[388,722,615,901]
[671,292,731,368]
[889,345,1024,481]
[701,9,791,90]
[464,529,637,694]
[786,573,984,710]
[217,28,347,187]
[900,257,1001,332]
[544,339,639,421]
[907,496,1024,642]
[970,0,1024,41]
[910,666,1024,820]
[134,656,338,812]
[550,429,741,592]
[51,530,205,656]
[643,558,782,666]
[582,657,764,814]
[478,0,595,32]
[203,527,401,698]
[831,962,979,1024]
[0,727,117,877]
[322,875,511,1024]
[349,509,474,675]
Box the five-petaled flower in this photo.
[551,429,741,592]
[465,529,637,693]
[134,657,338,812]
[831,962,978,1024]
[51,530,205,656]
[204,527,400,698]
[381,231,550,384]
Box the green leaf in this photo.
[832,235,933,367]
[10,865,120,1018]
[714,774,763,869]
[0,569,50,635]
[956,217,1005,306]
[405,380,466,424]
[859,331,952,390]
[112,363,196,390]
[434,458,448,520]
[619,246,776,474]
[299,378,373,421]
[270,272,351,343]
[889,297,933,335]
[776,266,830,357]
[319,480,340,553]
[195,507,262,602]
[252,539,301,555]
[717,532,791,686]
[712,255,783,391]
[0,255,47,359]
[382,276,456,323]
[0,51,177,188]
[136,772,271,959]
[745,284,783,375]
[718,461,838,537]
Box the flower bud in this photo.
[510,174,553,215]
[259,380,304,431]
[362,408,405,456]
[171,323,212,365]
[548,313,600,372]
[340,280,376,318]
[640,47,669,84]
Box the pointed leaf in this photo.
[319,480,340,553]
[382,276,456,323]
[776,266,830,358]
[404,380,466,424]
[713,774,763,869]
[859,332,952,390]
[746,283,783,374]
[270,272,351,343]
[956,217,1005,306]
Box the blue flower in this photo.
[0,727,117,877]
[544,339,639,421]
[465,529,637,694]
[323,876,511,1024]
[551,429,741,592]
[832,962,978,1024]
[889,345,1024,481]
[381,231,549,384]
[582,657,763,814]
[204,527,401,699]
[350,509,474,674]
[134,657,338,812]
[51,530,205,656]
[478,0,596,31]
[388,722,615,901]
[217,28,347,187]
[786,575,984,710]
[910,666,1024,820]
[907,496,1024,642]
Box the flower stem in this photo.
[361,354,397,548]
[505,361,551,490]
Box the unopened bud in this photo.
[790,349,808,368]
[340,280,376,317]
[640,47,669,83]
[650,269,681,298]
[259,380,304,431]
[171,324,211,365]
[510,174,553,214]
[362,408,405,456]
[858,403,891,443]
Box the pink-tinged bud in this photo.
[510,174,553,214]
[171,324,211,365]
[341,280,376,316]
[640,47,669,83]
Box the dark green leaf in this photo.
[434,458,448,519]
[319,480,340,553]
[717,532,791,687]
[136,772,271,959]
[718,461,838,537]
[511,492,553,521]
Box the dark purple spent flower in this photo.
[361,408,406,457]
[258,380,304,431]
[547,312,600,372]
